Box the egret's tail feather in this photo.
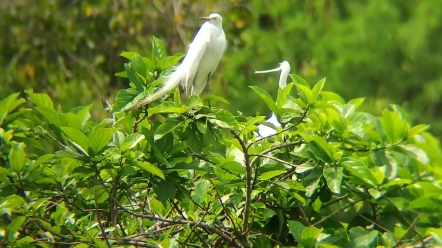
[137,66,185,107]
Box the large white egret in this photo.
[138,13,227,106]
[255,61,291,138]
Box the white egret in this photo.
[138,13,227,106]
[255,61,291,138]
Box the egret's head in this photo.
[199,13,223,26]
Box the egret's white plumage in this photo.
[255,61,291,138]
[138,13,226,106]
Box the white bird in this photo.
[254,61,291,138]
[138,13,227,106]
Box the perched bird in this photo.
[255,61,291,138]
[138,13,227,106]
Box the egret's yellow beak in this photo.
[199,16,215,21]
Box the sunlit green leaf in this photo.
[340,158,377,187]
[88,128,118,155]
[135,161,165,180]
[323,165,343,194]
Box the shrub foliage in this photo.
[1,38,442,247]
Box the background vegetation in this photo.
[2,0,442,136]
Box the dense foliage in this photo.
[2,0,442,136]
[1,38,442,247]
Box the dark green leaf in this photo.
[153,181,176,206]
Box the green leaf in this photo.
[26,90,54,109]
[214,109,238,128]
[120,51,138,60]
[323,165,343,194]
[288,221,305,244]
[7,216,26,242]
[289,74,309,87]
[147,105,189,116]
[308,136,334,163]
[154,118,183,141]
[191,180,210,205]
[203,95,229,104]
[114,71,128,78]
[124,62,144,90]
[301,226,323,248]
[158,54,184,70]
[9,143,26,173]
[61,127,89,154]
[382,178,412,189]
[428,228,442,245]
[381,110,407,144]
[88,128,118,155]
[349,227,379,247]
[219,161,246,174]
[188,95,203,109]
[259,170,286,180]
[152,36,167,62]
[340,158,377,187]
[113,88,145,113]
[276,82,295,109]
[135,161,165,180]
[132,54,148,79]
[295,83,315,105]
[120,133,145,152]
[0,93,25,125]
[250,86,278,114]
[311,78,326,99]
[407,124,430,138]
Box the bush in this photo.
[1,38,442,247]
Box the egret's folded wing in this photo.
[182,25,210,95]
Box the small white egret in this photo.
[138,13,227,106]
[254,61,291,138]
